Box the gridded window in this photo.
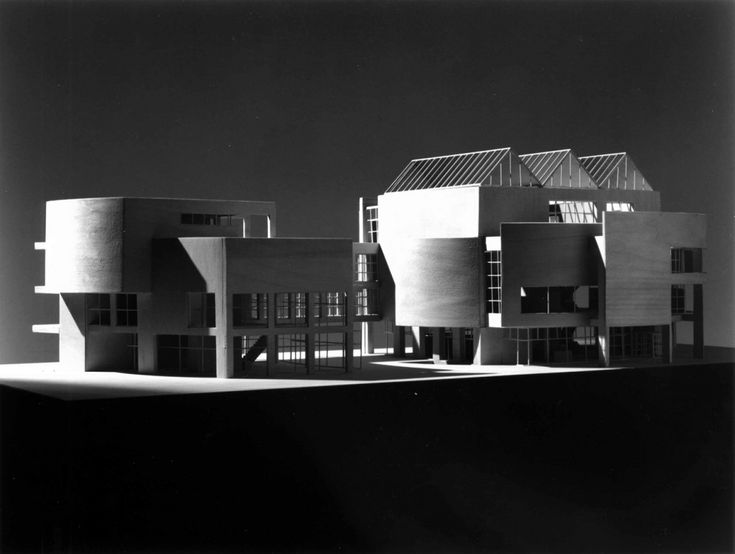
[181,213,236,226]
[504,327,600,363]
[157,334,216,374]
[116,294,138,326]
[88,294,111,326]
[315,332,347,370]
[277,334,307,368]
[275,293,307,326]
[327,292,343,317]
[355,254,378,282]
[127,334,139,371]
[355,288,379,317]
[366,206,379,243]
[188,293,215,328]
[572,326,597,346]
[671,284,694,315]
[276,292,290,320]
[486,250,502,314]
[233,293,268,327]
[671,248,702,273]
[606,202,634,212]
[548,201,598,223]
[314,292,346,326]
[610,326,663,360]
[295,293,307,320]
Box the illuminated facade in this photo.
[357,148,706,366]
[33,148,706,376]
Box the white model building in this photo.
[33,147,706,377]
[356,147,705,366]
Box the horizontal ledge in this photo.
[32,323,60,334]
[34,285,56,294]
[34,242,46,250]
[354,315,382,322]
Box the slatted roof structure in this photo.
[519,149,596,188]
[385,148,540,193]
[579,152,653,191]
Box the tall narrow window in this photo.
[276,293,291,320]
[188,293,215,328]
[116,294,138,326]
[486,250,502,313]
[671,284,694,315]
[366,206,379,243]
[327,292,343,317]
[294,293,307,320]
[355,288,379,317]
[671,285,686,315]
[127,334,139,371]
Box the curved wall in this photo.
[45,198,124,293]
[381,237,483,328]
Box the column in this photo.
[663,324,673,364]
[215,289,233,379]
[361,321,375,354]
[432,327,446,362]
[410,326,423,358]
[59,293,86,372]
[451,328,464,363]
[393,324,406,358]
[345,331,354,372]
[693,284,704,359]
[266,293,278,376]
[474,328,507,365]
[305,333,315,375]
[137,293,156,374]
[267,211,277,238]
[215,240,233,378]
[598,324,610,367]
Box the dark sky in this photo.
[0,0,733,362]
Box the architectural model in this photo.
[33,147,706,377]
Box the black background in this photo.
[2,363,732,553]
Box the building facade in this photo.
[34,197,353,377]
[33,147,706,376]
[357,148,706,366]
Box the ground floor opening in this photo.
[505,326,600,365]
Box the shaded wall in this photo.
[500,223,601,328]
[604,211,706,327]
